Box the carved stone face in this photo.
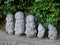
[6,14,13,22]
[15,11,24,19]
[26,15,35,22]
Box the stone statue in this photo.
[25,14,37,38]
[6,14,14,34]
[48,24,57,40]
[37,23,45,38]
[14,11,25,35]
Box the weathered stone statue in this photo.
[48,24,57,40]
[14,11,25,35]
[37,23,45,38]
[25,15,37,38]
[6,14,14,34]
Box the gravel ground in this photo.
[0,30,60,45]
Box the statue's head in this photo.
[26,14,35,22]
[15,11,24,19]
[48,24,56,30]
[6,14,13,22]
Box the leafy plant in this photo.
[0,15,2,20]
[0,0,60,28]
[29,0,60,27]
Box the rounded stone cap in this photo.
[6,14,14,22]
[48,24,56,30]
[15,11,24,19]
[26,14,35,22]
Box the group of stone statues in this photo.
[6,11,57,40]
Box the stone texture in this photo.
[26,14,35,22]
[15,11,24,19]
[0,30,60,45]
[14,11,25,35]
[26,22,35,29]
[48,24,57,40]
[6,14,14,34]
[37,23,45,38]
[6,22,14,34]
[25,15,37,38]
[6,14,14,22]
[15,19,24,26]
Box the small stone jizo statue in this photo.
[14,11,25,35]
[48,24,57,40]
[6,14,14,34]
[37,23,45,38]
[25,15,37,38]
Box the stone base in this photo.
[26,34,36,38]
[6,31,14,35]
[0,30,60,45]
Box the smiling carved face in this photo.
[26,15,35,22]
[6,14,13,22]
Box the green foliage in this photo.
[0,15,2,20]
[29,0,60,27]
[0,0,60,27]
[0,0,34,14]
[0,0,34,20]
